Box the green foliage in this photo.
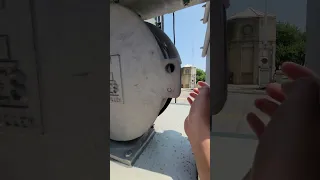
[196,69,206,82]
[276,22,306,68]
[182,0,190,6]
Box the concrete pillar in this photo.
[305,0,320,74]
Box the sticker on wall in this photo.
[110,55,124,103]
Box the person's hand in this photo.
[247,62,316,138]
[184,81,211,180]
[184,81,210,145]
[251,76,320,180]
[242,62,317,180]
[243,62,320,179]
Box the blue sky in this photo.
[163,3,207,71]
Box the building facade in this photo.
[227,8,276,85]
[181,65,197,88]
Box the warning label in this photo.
[110,55,124,104]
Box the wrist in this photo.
[192,138,210,180]
[191,138,210,155]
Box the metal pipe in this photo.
[202,16,210,57]
[173,12,177,104]
[203,1,210,24]
[202,2,210,57]
[161,15,164,31]
[173,13,176,45]
[157,16,160,25]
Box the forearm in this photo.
[192,138,210,180]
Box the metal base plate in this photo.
[110,127,155,166]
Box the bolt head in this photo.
[125,150,132,158]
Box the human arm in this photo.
[185,82,211,180]
[245,62,320,180]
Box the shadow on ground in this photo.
[134,130,198,180]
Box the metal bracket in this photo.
[110,127,155,166]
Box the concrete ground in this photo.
[110,104,196,180]
[173,85,266,104]
[174,86,269,133]
[173,86,270,136]
[111,88,270,180]
[210,92,268,179]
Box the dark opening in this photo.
[165,63,175,73]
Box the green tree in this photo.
[276,22,306,68]
[196,69,206,82]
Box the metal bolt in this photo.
[167,88,172,92]
[125,150,132,158]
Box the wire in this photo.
[161,15,164,31]
[173,12,176,45]
[173,12,177,103]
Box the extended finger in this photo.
[198,81,209,87]
[246,112,265,139]
[255,98,279,116]
[266,83,286,102]
[187,97,193,105]
[282,62,316,80]
[197,86,210,100]
[189,92,198,99]
[193,88,200,94]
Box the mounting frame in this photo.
[110,127,155,166]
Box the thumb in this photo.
[198,86,210,97]
[195,87,210,105]
[284,77,320,108]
